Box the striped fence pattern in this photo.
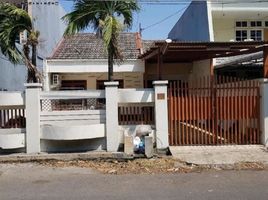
[168,76,261,145]
[0,108,26,129]
[118,105,155,125]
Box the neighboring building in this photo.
[44,33,146,90]
[0,0,66,91]
[169,0,268,42]
[168,0,268,79]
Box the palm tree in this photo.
[0,3,40,83]
[63,0,140,81]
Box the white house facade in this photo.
[44,33,147,91]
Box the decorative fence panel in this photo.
[168,76,261,146]
[117,89,155,126]
[118,105,155,125]
[40,90,106,125]
[40,90,106,140]
[0,108,26,128]
[0,92,25,129]
[0,92,26,150]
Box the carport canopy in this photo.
[139,41,268,78]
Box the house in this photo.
[0,0,66,91]
[168,0,268,79]
[44,32,148,90]
[44,32,268,90]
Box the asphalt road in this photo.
[0,163,268,200]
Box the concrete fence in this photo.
[0,81,169,153]
[0,92,25,150]
[2,79,267,154]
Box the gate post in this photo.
[105,81,119,152]
[153,80,169,150]
[25,83,42,153]
[260,79,268,147]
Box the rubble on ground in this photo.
[38,158,268,175]
[39,158,195,174]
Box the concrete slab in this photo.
[170,145,268,165]
[0,151,134,163]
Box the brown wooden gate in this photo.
[168,76,261,145]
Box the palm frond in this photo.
[0,3,32,64]
[101,15,123,62]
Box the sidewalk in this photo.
[170,145,268,165]
[1,145,268,168]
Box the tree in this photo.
[0,3,40,83]
[63,0,140,81]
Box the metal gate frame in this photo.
[168,76,261,146]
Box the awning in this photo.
[140,41,268,63]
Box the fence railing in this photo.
[40,90,105,112]
[168,76,261,145]
[40,90,106,125]
[117,89,155,126]
[0,82,170,152]
[118,105,155,125]
[0,92,25,129]
[0,108,26,128]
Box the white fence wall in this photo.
[0,81,170,153]
[118,89,154,103]
[39,90,106,144]
[0,92,25,150]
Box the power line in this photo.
[5,0,268,6]
[59,0,268,5]
[141,6,188,31]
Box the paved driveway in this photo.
[170,145,268,165]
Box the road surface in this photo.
[0,163,267,200]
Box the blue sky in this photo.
[59,1,190,40]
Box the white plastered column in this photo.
[105,81,119,152]
[153,80,169,150]
[25,83,42,153]
[260,79,268,147]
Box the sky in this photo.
[59,0,190,40]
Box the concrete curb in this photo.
[170,160,268,172]
[0,152,135,163]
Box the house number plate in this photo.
[157,93,165,100]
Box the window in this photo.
[236,30,248,41]
[250,21,262,27]
[51,74,59,85]
[250,30,262,41]
[236,21,247,27]
[235,20,265,41]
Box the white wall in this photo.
[46,59,145,73]
[0,1,66,91]
[44,59,145,90]
[210,0,268,42]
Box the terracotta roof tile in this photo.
[49,32,142,60]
